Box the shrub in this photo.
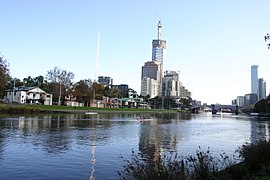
[118,150,187,180]
[118,148,223,180]
[185,147,219,179]
[238,140,270,171]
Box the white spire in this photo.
[95,32,100,82]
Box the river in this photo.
[0,112,269,179]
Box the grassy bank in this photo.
[0,103,179,114]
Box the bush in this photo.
[238,140,270,171]
[118,148,224,180]
[118,150,187,180]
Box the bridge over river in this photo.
[191,104,239,114]
[211,104,239,114]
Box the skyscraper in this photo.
[258,78,266,100]
[251,65,258,94]
[152,21,166,77]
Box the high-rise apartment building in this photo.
[162,71,181,97]
[141,61,162,82]
[258,78,266,100]
[236,96,245,107]
[141,61,161,97]
[162,71,191,98]
[244,93,258,106]
[98,76,113,88]
[251,65,258,94]
[141,77,159,98]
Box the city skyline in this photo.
[0,1,270,104]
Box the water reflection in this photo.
[251,119,270,143]
[0,113,270,179]
[139,113,191,161]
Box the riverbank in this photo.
[0,103,180,114]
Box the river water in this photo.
[0,112,269,180]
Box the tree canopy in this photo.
[46,66,75,105]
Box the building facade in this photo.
[162,71,181,97]
[141,61,162,83]
[258,78,266,100]
[141,77,159,98]
[236,96,245,107]
[179,86,191,98]
[98,76,113,88]
[162,71,191,98]
[141,61,162,96]
[244,93,257,106]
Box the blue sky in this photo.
[1,0,270,104]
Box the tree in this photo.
[91,82,105,101]
[23,75,49,91]
[46,67,74,105]
[109,87,122,98]
[0,54,11,98]
[148,96,162,109]
[128,88,138,98]
[179,96,193,109]
[73,79,92,106]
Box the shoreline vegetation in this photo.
[119,140,270,179]
[0,103,181,114]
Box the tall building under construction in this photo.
[141,21,166,98]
